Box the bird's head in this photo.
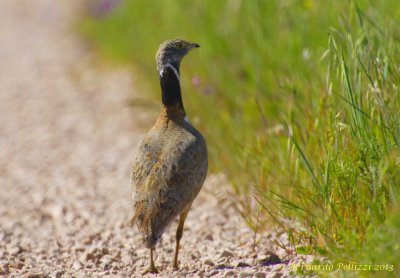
[156,38,200,75]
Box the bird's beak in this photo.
[188,43,200,49]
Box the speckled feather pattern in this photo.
[131,115,208,248]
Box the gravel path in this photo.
[0,1,308,277]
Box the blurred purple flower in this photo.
[201,84,214,96]
[90,0,122,17]
[192,75,201,87]
[191,75,214,96]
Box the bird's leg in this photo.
[142,248,159,274]
[173,204,191,270]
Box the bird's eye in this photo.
[176,43,184,49]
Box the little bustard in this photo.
[130,39,208,274]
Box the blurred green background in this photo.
[80,0,400,274]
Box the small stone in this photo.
[239,270,256,278]
[113,250,121,261]
[72,260,83,270]
[237,262,251,268]
[79,252,89,263]
[8,245,23,255]
[266,272,282,278]
[220,250,234,258]
[214,264,233,270]
[209,270,219,276]
[121,254,131,265]
[73,247,85,253]
[204,259,215,266]
[2,261,9,267]
[255,272,266,278]
[260,254,281,266]
[55,240,63,249]
[83,237,93,245]
[52,270,65,278]
[100,256,112,270]
[265,250,276,256]
[9,261,23,269]
[21,272,43,278]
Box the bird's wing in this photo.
[130,132,207,233]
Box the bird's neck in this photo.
[159,63,185,120]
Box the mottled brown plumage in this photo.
[130,39,207,274]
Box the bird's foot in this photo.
[173,261,179,271]
[142,265,159,275]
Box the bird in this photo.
[130,38,208,274]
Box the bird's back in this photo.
[131,118,207,248]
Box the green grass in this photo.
[79,0,400,275]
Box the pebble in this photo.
[266,272,283,278]
[239,270,256,277]
[209,270,220,276]
[72,260,83,270]
[214,264,233,270]
[51,270,65,278]
[260,254,281,266]
[237,262,251,268]
[204,259,215,266]
[121,254,132,265]
[21,272,44,278]
[255,272,266,278]
[8,245,23,255]
[101,247,110,255]
[220,250,234,258]
[100,255,113,269]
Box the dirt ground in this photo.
[0,1,312,277]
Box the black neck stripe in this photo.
[160,66,184,109]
